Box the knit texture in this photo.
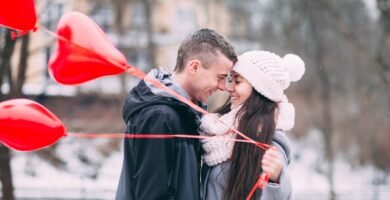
[200,106,241,166]
[201,105,295,166]
[233,51,305,134]
[233,51,305,102]
[201,51,305,166]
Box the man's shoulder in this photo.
[137,103,183,120]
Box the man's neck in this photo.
[172,72,196,103]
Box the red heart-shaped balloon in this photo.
[49,12,128,85]
[0,0,37,31]
[0,99,66,151]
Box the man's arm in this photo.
[130,111,177,199]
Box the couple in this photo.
[116,29,304,200]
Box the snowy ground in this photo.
[289,131,390,200]
[6,132,390,200]
[10,137,122,200]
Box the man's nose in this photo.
[218,80,227,91]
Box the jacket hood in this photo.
[123,81,189,122]
[123,68,205,124]
[123,81,206,124]
[145,68,191,100]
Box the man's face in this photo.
[190,54,233,102]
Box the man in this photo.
[115,29,237,200]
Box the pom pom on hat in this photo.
[283,54,305,82]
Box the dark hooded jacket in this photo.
[115,77,202,200]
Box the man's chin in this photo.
[199,98,207,103]
[198,96,208,103]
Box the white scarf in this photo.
[200,100,295,166]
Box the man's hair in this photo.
[174,29,237,72]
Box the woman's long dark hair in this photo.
[220,89,277,200]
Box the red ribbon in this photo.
[246,173,270,200]
[43,26,271,198]
[69,132,271,199]
[67,133,269,150]
[10,26,37,40]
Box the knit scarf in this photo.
[200,98,295,166]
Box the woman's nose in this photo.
[227,83,234,92]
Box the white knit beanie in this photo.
[233,51,305,130]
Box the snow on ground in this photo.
[7,131,390,199]
[290,130,390,200]
[11,137,122,199]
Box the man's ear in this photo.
[187,59,201,74]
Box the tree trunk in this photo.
[0,30,16,95]
[112,0,128,34]
[0,29,16,200]
[376,0,390,96]
[14,34,30,97]
[306,1,336,199]
[320,67,336,200]
[143,0,157,69]
[111,0,128,95]
[0,146,15,200]
[375,0,390,174]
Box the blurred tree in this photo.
[14,34,30,97]
[0,29,31,200]
[254,0,390,199]
[253,1,338,198]
[372,0,390,174]
[108,0,156,95]
[111,0,130,96]
[303,2,335,198]
[226,0,259,40]
[143,0,157,69]
[377,0,390,91]
[112,0,127,34]
[0,29,17,200]
[0,1,68,198]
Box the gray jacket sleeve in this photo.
[259,131,293,200]
[202,131,293,200]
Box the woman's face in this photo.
[227,71,253,108]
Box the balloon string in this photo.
[10,26,38,40]
[123,66,260,144]
[66,133,268,150]
[43,25,271,194]
[245,173,270,200]
[41,25,260,147]
[40,23,271,196]
[68,132,270,196]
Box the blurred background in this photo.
[0,0,389,199]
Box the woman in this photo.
[200,51,305,200]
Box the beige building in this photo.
[9,0,231,96]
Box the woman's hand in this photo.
[261,147,283,183]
